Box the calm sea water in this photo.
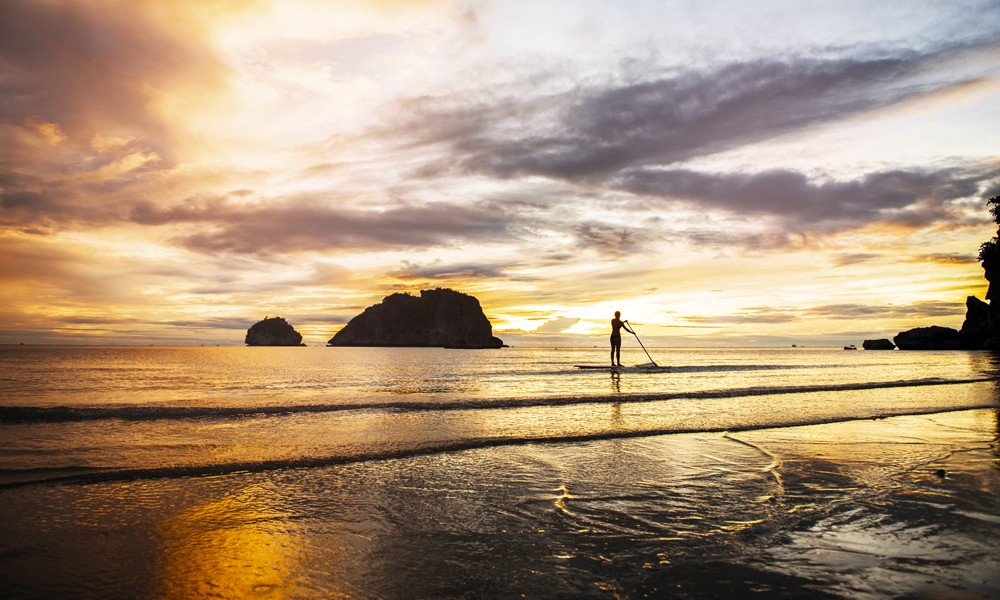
[1,346,998,599]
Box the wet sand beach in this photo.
[633,410,1000,600]
[2,408,997,599]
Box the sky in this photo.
[1,0,999,347]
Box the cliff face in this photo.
[894,196,1000,350]
[246,316,305,346]
[328,288,504,348]
[945,247,1000,350]
[894,297,996,350]
[983,248,1000,346]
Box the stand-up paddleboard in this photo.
[574,363,663,370]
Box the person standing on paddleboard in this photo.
[611,311,634,367]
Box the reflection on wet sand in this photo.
[735,409,1000,600]
[152,486,301,599]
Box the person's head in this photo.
[614,311,620,318]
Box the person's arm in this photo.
[623,320,635,334]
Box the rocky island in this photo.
[245,316,305,346]
[862,339,895,350]
[328,288,504,348]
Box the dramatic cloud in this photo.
[679,300,968,326]
[1,0,997,344]
[682,307,799,325]
[130,196,532,255]
[391,260,531,282]
[395,43,1000,181]
[573,223,643,255]
[0,0,229,162]
[613,165,1000,230]
[805,301,965,320]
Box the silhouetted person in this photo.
[611,311,634,366]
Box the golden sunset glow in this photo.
[2,0,999,346]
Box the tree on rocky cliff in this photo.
[894,195,1000,350]
[976,195,1000,346]
[977,195,1000,269]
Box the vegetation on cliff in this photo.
[978,195,1000,265]
[978,196,1000,309]
[893,195,1000,350]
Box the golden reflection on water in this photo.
[608,371,621,394]
[151,485,313,600]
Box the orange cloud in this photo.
[23,117,67,145]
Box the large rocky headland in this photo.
[891,195,1000,350]
[328,288,504,349]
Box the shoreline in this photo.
[2,408,997,599]
[0,390,998,490]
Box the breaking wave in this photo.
[2,376,996,424]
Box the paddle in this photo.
[626,321,658,367]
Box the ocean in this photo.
[1,345,998,599]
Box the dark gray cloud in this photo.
[187,282,302,295]
[391,260,530,281]
[50,313,354,333]
[832,253,882,266]
[187,262,353,294]
[0,169,89,229]
[52,315,249,329]
[574,223,643,254]
[673,229,809,252]
[681,300,966,325]
[130,196,529,255]
[394,42,999,181]
[682,308,799,325]
[805,301,964,320]
[614,166,999,229]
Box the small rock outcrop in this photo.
[328,288,504,348]
[893,326,961,350]
[862,339,895,350]
[246,316,305,346]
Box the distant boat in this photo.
[844,344,857,350]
